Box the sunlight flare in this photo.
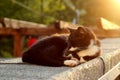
[116,0,120,3]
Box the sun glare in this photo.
[116,0,120,3]
[110,0,120,7]
[111,0,120,3]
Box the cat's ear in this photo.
[77,27,85,34]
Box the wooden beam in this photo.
[54,20,81,29]
[55,20,106,38]
[3,17,47,28]
[97,18,120,38]
[19,27,61,36]
[57,19,120,38]
[97,18,120,30]
[0,28,17,35]
[13,34,23,57]
[0,27,68,36]
[0,27,69,57]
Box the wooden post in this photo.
[13,34,22,57]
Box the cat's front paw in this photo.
[64,59,79,67]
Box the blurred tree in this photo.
[1,0,120,57]
[1,0,120,25]
[63,0,87,24]
[0,0,70,24]
[64,0,120,25]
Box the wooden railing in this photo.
[0,17,120,57]
[0,27,69,57]
[0,18,68,57]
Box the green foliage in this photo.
[1,0,120,25]
[0,51,13,58]
[0,0,120,57]
[0,0,70,24]
[0,37,13,58]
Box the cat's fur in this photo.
[66,27,101,63]
[22,26,101,67]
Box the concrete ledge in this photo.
[0,38,120,80]
[0,49,120,80]
[101,49,120,73]
[49,48,120,80]
[49,58,104,80]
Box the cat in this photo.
[22,26,101,67]
[65,27,101,64]
[22,35,75,67]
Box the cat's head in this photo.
[67,27,101,63]
[68,26,94,48]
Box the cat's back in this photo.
[22,35,68,64]
[24,35,68,54]
[34,35,67,47]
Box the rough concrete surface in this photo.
[101,38,120,72]
[0,63,70,80]
[0,38,120,80]
[101,49,120,73]
[101,38,120,54]
[49,58,104,80]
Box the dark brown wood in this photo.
[0,27,68,36]
[0,27,68,57]
[0,18,6,27]
[19,27,61,36]
[0,28,17,35]
[13,34,22,57]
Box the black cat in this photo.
[67,27,101,63]
[22,27,101,67]
[22,35,73,66]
